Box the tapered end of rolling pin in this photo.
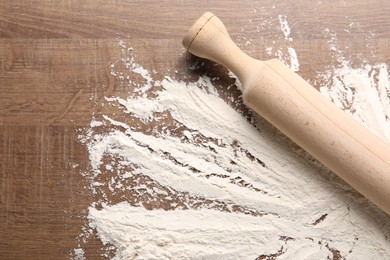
[182,12,216,51]
[182,12,258,84]
[182,12,235,61]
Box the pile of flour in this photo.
[72,13,390,260]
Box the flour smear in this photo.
[238,10,299,72]
[316,31,390,143]
[73,14,390,260]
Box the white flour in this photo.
[238,10,300,72]
[275,14,300,72]
[316,41,390,143]
[73,13,390,260]
[72,248,85,260]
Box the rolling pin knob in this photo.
[182,12,260,86]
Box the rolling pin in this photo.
[182,12,390,215]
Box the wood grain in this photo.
[1,0,389,259]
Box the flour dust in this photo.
[315,30,390,143]
[238,8,300,72]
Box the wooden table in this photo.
[1,1,389,259]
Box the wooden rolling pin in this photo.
[182,12,390,215]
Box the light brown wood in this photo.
[183,12,390,216]
[1,0,390,259]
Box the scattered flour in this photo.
[278,14,292,41]
[274,14,300,71]
[72,248,85,260]
[238,9,299,72]
[316,29,390,143]
[319,61,390,143]
[89,203,284,259]
[73,12,390,260]
[287,47,299,72]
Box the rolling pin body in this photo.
[183,12,390,215]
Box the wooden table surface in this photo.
[1,1,389,259]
